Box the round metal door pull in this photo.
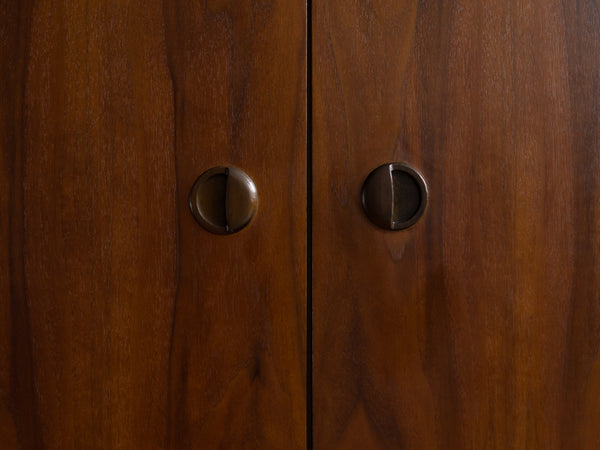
[361,163,428,230]
[189,166,258,234]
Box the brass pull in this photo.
[361,163,428,230]
[189,166,258,234]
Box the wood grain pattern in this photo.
[313,0,600,448]
[163,1,306,448]
[0,1,306,448]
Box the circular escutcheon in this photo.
[189,166,258,235]
[361,163,428,230]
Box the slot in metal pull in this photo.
[361,163,428,230]
[189,166,258,234]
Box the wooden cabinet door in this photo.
[313,0,600,448]
[0,1,306,448]
[4,1,600,449]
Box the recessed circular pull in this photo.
[361,163,428,230]
[189,166,258,234]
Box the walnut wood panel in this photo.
[313,0,600,448]
[0,1,306,449]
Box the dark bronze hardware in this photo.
[361,163,428,230]
[189,166,258,234]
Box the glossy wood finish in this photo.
[0,1,306,448]
[313,0,600,448]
